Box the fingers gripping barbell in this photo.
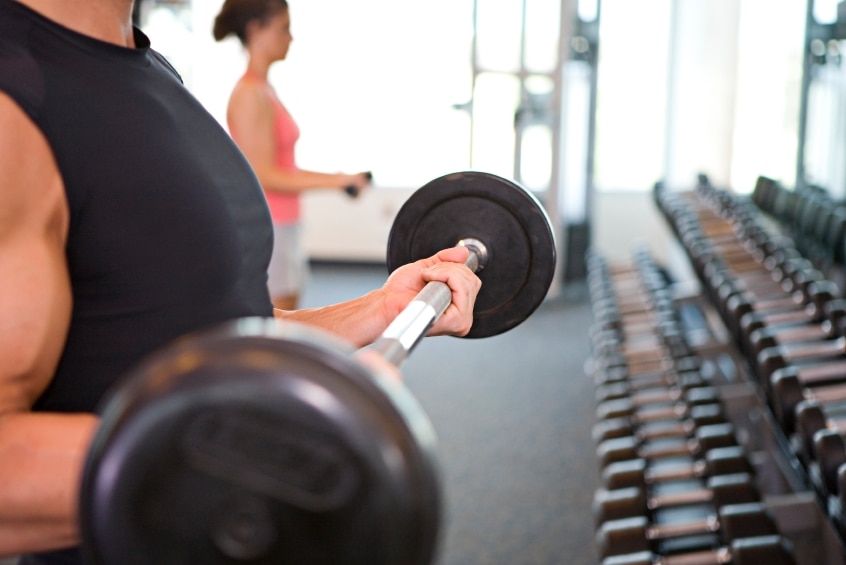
[79,172,556,565]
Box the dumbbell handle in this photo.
[644,459,707,483]
[647,488,715,510]
[344,171,374,197]
[656,547,731,564]
[795,358,846,384]
[638,438,704,460]
[369,239,485,366]
[647,515,720,540]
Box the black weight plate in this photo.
[387,171,556,338]
[80,318,441,565]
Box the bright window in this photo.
[140,0,475,189]
[593,0,673,192]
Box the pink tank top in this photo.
[231,73,301,224]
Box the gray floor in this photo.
[302,263,600,565]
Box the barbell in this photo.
[79,171,557,565]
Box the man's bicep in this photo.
[0,92,71,411]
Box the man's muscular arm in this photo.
[0,93,99,556]
[278,247,481,348]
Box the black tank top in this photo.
[0,2,274,561]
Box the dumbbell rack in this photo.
[586,187,846,564]
[588,250,800,563]
[674,292,845,565]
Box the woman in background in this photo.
[214,0,372,310]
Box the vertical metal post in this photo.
[796,0,816,190]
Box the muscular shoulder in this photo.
[0,92,66,239]
[0,91,69,410]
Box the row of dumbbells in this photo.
[654,180,846,542]
[586,249,796,564]
[694,182,846,539]
[750,175,846,271]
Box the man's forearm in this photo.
[274,289,391,348]
[0,412,99,556]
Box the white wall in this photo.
[301,188,415,262]
[591,189,697,284]
[590,190,673,262]
[302,185,694,287]
[663,0,741,189]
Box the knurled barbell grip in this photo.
[368,240,484,366]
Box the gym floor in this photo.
[301,262,599,565]
[2,262,599,565]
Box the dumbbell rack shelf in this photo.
[645,178,846,565]
[674,288,846,565]
[590,249,794,563]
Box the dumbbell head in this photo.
[812,428,846,497]
[724,293,754,331]
[591,331,630,357]
[674,355,703,374]
[795,398,833,462]
[770,366,805,433]
[755,346,788,390]
[594,352,632,373]
[806,280,840,320]
[763,247,803,275]
[824,298,846,338]
[695,423,740,453]
[745,321,775,354]
[718,502,780,540]
[837,464,846,510]
[740,318,778,356]
[593,365,634,387]
[791,269,825,300]
[595,516,656,558]
[729,535,796,565]
[593,487,648,527]
[590,304,624,331]
[775,258,814,287]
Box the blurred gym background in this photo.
[6,1,845,564]
[135,0,846,563]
